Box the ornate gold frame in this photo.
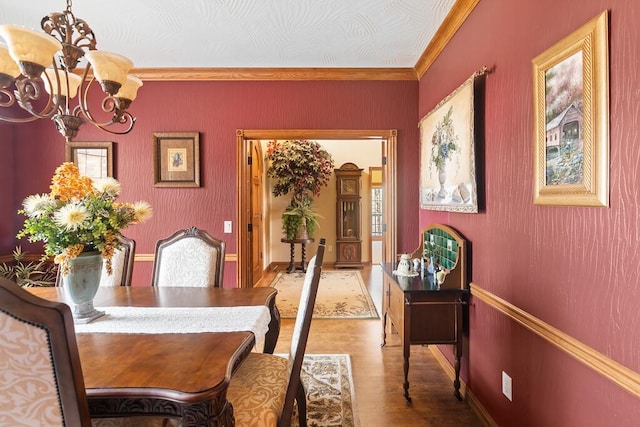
[532,11,609,206]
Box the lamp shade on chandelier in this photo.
[0,0,142,141]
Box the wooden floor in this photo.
[260,265,485,427]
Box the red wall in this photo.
[419,1,640,425]
[5,79,419,286]
[0,122,15,253]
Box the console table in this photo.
[281,238,314,273]
[380,224,469,402]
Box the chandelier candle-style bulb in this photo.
[42,68,83,98]
[85,51,133,95]
[0,25,61,77]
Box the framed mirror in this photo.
[65,141,114,179]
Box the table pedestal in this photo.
[281,238,314,273]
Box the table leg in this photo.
[300,243,307,272]
[287,242,295,273]
[453,348,462,401]
[403,354,412,402]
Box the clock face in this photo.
[342,179,357,195]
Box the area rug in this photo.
[271,270,378,319]
[294,354,360,427]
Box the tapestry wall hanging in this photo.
[419,69,485,213]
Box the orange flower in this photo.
[50,162,95,201]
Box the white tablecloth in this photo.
[74,306,271,351]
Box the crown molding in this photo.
[414,0,481,79]
[132,67,418,81]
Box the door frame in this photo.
[236,129,397,288]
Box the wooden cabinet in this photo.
[334,162,363,268]
[381,224,469,401]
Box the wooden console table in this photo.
[380,224,469,402]
[281,238,314,273]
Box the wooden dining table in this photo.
[29,286,280,427]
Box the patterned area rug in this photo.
[271,270,378,319]
[293,354,360,427]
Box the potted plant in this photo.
[0,246,57,287]
[281,197,322,240]
[265,140,333,239]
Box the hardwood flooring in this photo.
[260,265,485,426]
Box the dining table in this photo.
[29,286,280,427]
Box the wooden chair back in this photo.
[151,226,226,287]
[0,277,91,426]
[280,237,326,426]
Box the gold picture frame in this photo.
[65,141,113,179]
[153,132,200,187]
[532,11,609,207]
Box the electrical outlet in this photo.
[224,221,232,233]
[327,245,333,252]
[502,371,512,401]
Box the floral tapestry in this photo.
[419,72,479,213]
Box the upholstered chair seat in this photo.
[226,353,290,426]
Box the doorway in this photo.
[236,129,398,288]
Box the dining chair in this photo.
[0,277,92,426]
[151,226,226,287]
[226,238,326,427]
[55,235,136,287]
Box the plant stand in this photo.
[281,238,314,273]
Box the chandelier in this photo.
[0,0,142,141]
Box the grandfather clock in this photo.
[335,162,363,268]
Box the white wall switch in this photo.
[502,371,512,401]
[224,221,232,233]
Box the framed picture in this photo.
[532,11,609,207]
[419,72,480,213]
[153,132,200,187]
[65,141,113,179]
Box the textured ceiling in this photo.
[0,0,456,69]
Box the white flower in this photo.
[53,203,89,231]
[93,177,121,197]
[22,194,53,217]
[131,201,153,224]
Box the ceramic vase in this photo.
[62,251,105,323]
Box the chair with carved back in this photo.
[55,235,136,288]
[226,238,326,427]
[151,226,225,287]
[0,277,92,426]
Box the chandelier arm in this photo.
[0,86,41,122]
[76,73,135,133]
[11,76,60,120]
[95,112,136,135]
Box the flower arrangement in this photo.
[430,106,459,173]
[17,163,152,275]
